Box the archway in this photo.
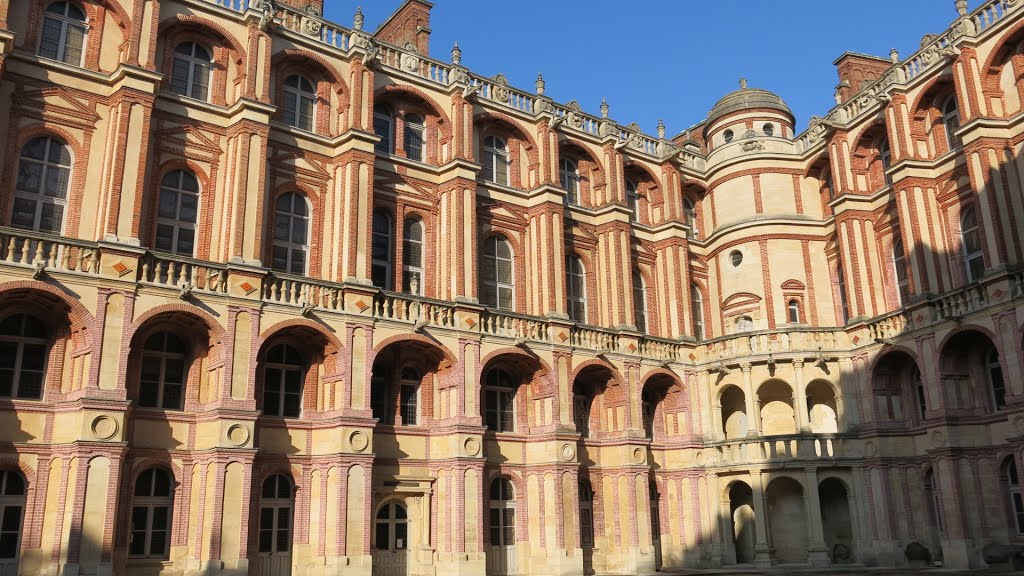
[766,477,807,563]
[370,338,451,428]
[819,477,854,563]
[721,385,747,439]
[758,380,796,436]
[572,363,617,438]
[872,350,925,425]
[806,380,838,433]
[939,330,1002,413]
[729,481,755,564]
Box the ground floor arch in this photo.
[819,477,854,563]
[765,476,807,564]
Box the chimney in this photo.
[832,52,893,104]
[276,0,324,15]
[375,0,433,55]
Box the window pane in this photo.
[170,58,191,95]
[375,523,390,549]
[149,529,167,557]
[39,203,64,233]
[63,24,86,65]
[192,64,211,101]
[11,198,36,229]
[16,161,42,195]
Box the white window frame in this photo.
[375,501,409,550]
[38,2,87,66]
[691,284,705,338]
[483,135,510,185]
[941,95,961,150]
[489,479,516,546]
[892,234,910,305]
[560,158,580,205]
[482,236,515,311]
[566,256,587,323]
[633,271,647,333]
[625,179,639,223]
[170,42,213,102]
[262,344,303,418]
[139,332,187,410]
[787,299,801,324]
[402,218,424,296]
[14,136,71,234]
[0,471,25,562]
[271,192,310,275]
[282,74,316,132]
[155,170,199,257]
[129,468,173,559]
[683,197,698,239]
[398,367,419,426]
[0,314,48,400]
[258,475,294,555]
[961,205,985,282]
[372,210,394,290]
[484,368,515,433]
[374,106,394,154]
[404,113,426,162]
[879,139,893,186]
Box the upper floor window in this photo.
[625,179,639,223]
[399,367,419,426]
[271,192,309,275]
[573,383,591,438]
[691,284,705,338]
[483,135,509,186]
[0,314,47,400]
[155,170,199,256]
[402,218,424,295]
[282,75,315,131]
[560,158,579,205]
[262,343,303,418]
[763,123,775,137]
[892,235,910,305]
[787,299,801,324]
[925,469,943,533]
[39,2,87,65]
[14,136,71,234]
[139,331,187,410]
[578,481,594,548]
[837,258,851,323]
[566,255,587,323]
[723,129,734,144]
[1005,458,1024,534]
[373,105,393,154]
[0,470,25,561]
[989,347,1006,411]
[683,197,698,238]
[371,210,393,290]
[633,271,647,333]
[735,315,754,333]
[483,368,515,433]
[130,468,173,559]
[960,205,985,282]
[942,95,961,150]
[170,42,212,102]
[404,114,425,162]
[879,139,892,186]
[481,235,514,311]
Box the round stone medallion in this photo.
[930,430,946,448]
[560,443,576,462]
[225,423,250,447]
[632,447,646,464]
[350,430,369,453]
[90,415,118,440]
[464,437,481,457]
[695,451,706,466]
[863,440,877,458]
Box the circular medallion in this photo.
[632,447,646,464]
[560,443,576,462]
[350,430,369,453]
[695,451,706,466]
[930,430,946,448]
[863,440,877,458]
[90,415,118,440]
[464,437,481,457]
[225,423,251,447]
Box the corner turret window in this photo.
[960,205,985,282]
[691,284,705,338]
[566,255,587,323]
[632,271,647,333]
[763,123,774,137]
[39,2,87,65]
[723,129,734,143]
[879,139,892,186]
[892,235,909,305]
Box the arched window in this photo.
[0,314,48,400]
[155,170,199,256]
[1005,458,1024,534]
[578,481,594,548]
[763,123,775,137]
[399,366,419,426]
[170,42,212,101]
[371,210,393,290]
[942,95,961,150]
[375,502,408,551]
[633,271,647,333]
[489,478,515,547]
[481,235,514,311]
[913,366,927,422]
[139,332,187,410]
[271,192,309,275]
[961,205,985,282]
[735,315,754,333]
[0,470,25,562]
[130,468,173,559]
[625,179,639,223]
[373,105,394,154]
[483,135,509,186]
[683,197,699,239]
[788,299,801,324]
[892,234,909,305]
[989,347,1006,411]
[402,218,424,296]
[566,255,587,323]
[39,2,87,65]
[282,75,315,131]
[879,139,892,186]
[404,113,425,162]
[262,344,303,418]
[483,368,515,433]
[925,469,943,533]
[691,284,705,338]
[258,475,293,557]
[573,384,591,438]
[559,158,580,205]
[14,136,71,233]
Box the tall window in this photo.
[989,347,1006,411]
[373,105,393,154]
[560,158,580,205]
[625,179,639,223]
[0,314,48,400]
[925,469,943,533]
[879,139,892,186]
[0,471,25,561]
[481,235,514,311]
[683,197,699,239]
[258,475,293,557]
[155,170,199,256]
[399,367,419,426]
[375,502,408,551]
[632,271,647,333]
[139,332,187,410]
[14,136,71,234]
[262,344,303,418]
[271,192,309,275]
[489,478,515,547]
[837,259,851,323]
[961,205,985,282]
[788,299,801,324]
[942,95,961,150]
[566,256,587,323]
[483,135,509,186]
[370,373,388,424]
[484,368,515,433]
[913,367,927,422]
[691,284,705,338]
[579,481,594,548]
[1005,458,1024,534]
[641,388,656,438]
[170,42,212,101]
[130,468,173,559]
[404,113,425,162]
[892,235,910,305]
[39,2,87,65]
[573,386,591,438]
[371,210,393,290]
[282,75,315,131]
[402,218,424,295]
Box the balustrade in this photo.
[710,434,842,466]
[570,325,619,353]
[704,328,840,362]
[263,274,344,310]
[374,292,457,329]
[140,253,228,293]
[480,310,548,342]
[0,228,99,275]
[931,283,988,320]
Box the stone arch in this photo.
[369,336,456,426]
[939,327,1004,413]
[158,14,246,57]
[257,317,344,357]
[818,476,855,563]
[757,379,796,436]
[719,384,747,439]
[765,475,808,563]
[641,369,683,439]
[726,479,756,564]
[128,303,227,356]
[806,379,839,433]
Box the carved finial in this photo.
[600,97,609,118]
[955,0,968,16]
[353,6,364,30]
[739,77,748,90]
[889,48,899,63]
[451,41,461,65]
[657,119,666,139]
[535,73,545,95]
[834,90,842,105]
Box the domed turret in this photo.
[704,79,795,148]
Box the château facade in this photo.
[1,0,1024,574]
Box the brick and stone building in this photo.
[0,0,1023,574]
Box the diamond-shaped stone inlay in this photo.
[688,353,696,361]
[240,281,256,295]
[558,331,568,342]
[355,300,369,311]
[112,261,130,277]
[465,318,476,328]
[852,335,860,344]
[628,343,637,352]
[993,288,1005,299]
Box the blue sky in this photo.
[323,1,969,136]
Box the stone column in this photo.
[804,468,830,566]
[741,363,758,436]
[750,471,772,567]
[794,360,810,432]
